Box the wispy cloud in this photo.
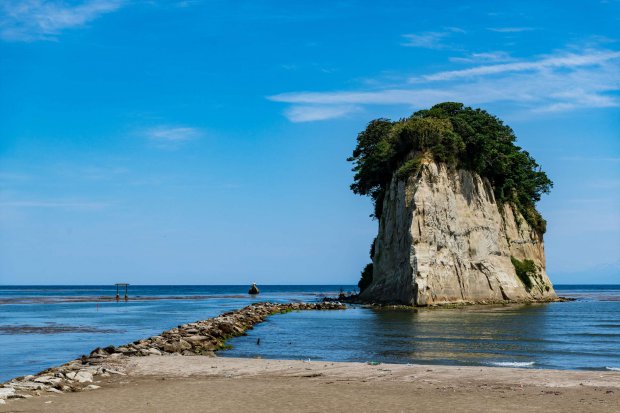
[412,50,620,82]
[449,51,514,64]
[142,125,204,148]
[401,32,450,49]
[401,28,464,49]
[175,0,202,8]
[487,27,534,33]
[0,0,123,42]
[284,105,360,122]
[268,47,620,121]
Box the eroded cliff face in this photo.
[360,160,556,305]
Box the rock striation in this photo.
[0,302,345,403]
[360,160,556,306]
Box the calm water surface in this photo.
[0,285,618,381]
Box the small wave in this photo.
[605,367,620,371]
[488,361,535,368]
[0,325,124,335]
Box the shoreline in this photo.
[333,294,574,308]
[0,302,345,403]
[2,356,619,412]
[2,300,619,411]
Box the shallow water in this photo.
[0,285,344,382]
[0,285,618,381]
[226,287,620,371]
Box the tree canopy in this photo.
[347,102,553,234]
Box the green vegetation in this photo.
[347,102,552,234]
[395,154,424,181]
[358,238,377,293]
[218,343,234,350]
[358,263,373,293]
[510,256,537,289]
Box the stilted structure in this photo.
[115,283,129,301]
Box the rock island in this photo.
[349,102,557,305]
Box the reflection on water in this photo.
[225,288,620,371]
[1,285,619,381]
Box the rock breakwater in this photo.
[0,301,345,404]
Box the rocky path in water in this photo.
[0,301,346,404]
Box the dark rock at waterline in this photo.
[248,283,260,295]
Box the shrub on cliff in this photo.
[358,263,373,293]
[510,256,537,289]
[348,102,552,234]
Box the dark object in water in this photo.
[115,283,129,301]
[248,283,260,295]
[256,338,260,345]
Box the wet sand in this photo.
[2,356,619,412]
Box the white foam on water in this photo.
[488,361,535,368]
[605,366,620,371]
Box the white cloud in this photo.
[401,32,450,49]
[175,1,202,8]
[268,47,620,121]
[487,27,534,33]
[284,105,360,122]
[413,50,620,82]
[146,126,202,142]
[0,0,123,42]
[449,51,514,64]
[401,28,464,49]
[143,126,204,146]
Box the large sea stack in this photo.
[350,102,556,306]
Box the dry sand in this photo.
[2,356,619,412]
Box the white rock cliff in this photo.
[360,160,556,305]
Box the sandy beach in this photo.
[2,355,619,412]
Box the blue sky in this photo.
[0,0,618,285]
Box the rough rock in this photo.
[33,376,62,385]
[66,370,93,383]
[0,302,345,405]
[361,161,556,305]
[0,387,15,399]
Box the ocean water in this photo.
[0,285,619,381]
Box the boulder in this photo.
[66,370,93,383]
[0,387,15,399]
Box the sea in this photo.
[0,285,619,382]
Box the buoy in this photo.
[248,282,260,295]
